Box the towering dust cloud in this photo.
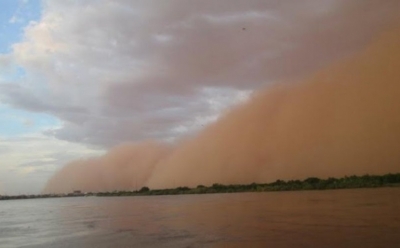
[44,142,172,193]
[44,26,400,194]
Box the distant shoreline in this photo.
[1,173,400,201]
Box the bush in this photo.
[139,186,150,193]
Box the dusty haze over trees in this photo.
[44,24,400,193]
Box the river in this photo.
[1,187,399,247]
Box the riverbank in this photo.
[1,173,400,200]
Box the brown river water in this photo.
[1,188,400,248]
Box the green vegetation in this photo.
[0,191,90,201]
[1,173,400,200]
[97,173,400,197]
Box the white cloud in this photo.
[0,54,13,72]
[2,0,397,149]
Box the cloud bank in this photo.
[2,0,399,148]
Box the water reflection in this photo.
[1,188,400,247]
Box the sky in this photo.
[0,0,399,195]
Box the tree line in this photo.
[97,173,400,197]
[2,173,400,200]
